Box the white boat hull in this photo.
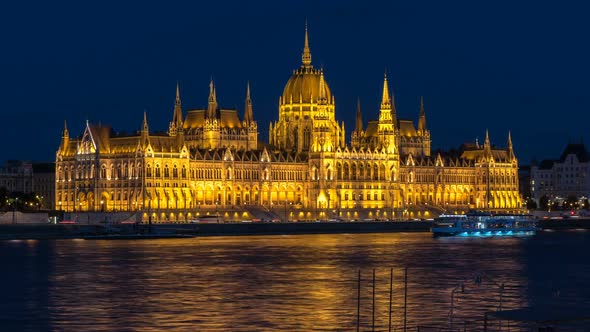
[431,226,537,237]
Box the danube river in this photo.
[1,230,588,331]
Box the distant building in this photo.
[531,143,590,207]
[32,163,55,209]
[55,26,522,221]
[0,160,33,194]
[518,165,531,204]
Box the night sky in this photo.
[1,0,589,164]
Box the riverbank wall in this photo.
[1,218,589,240]
[0,221,432,240]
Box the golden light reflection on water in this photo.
[14,234,581,332]
[25,233,541,331]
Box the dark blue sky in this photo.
[1,0,589,164]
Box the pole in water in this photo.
[357,269,361,332]
[372,268,376,332]
[388,267,393,332]
[404,266,408,332]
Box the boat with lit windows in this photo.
[431,211,537,237]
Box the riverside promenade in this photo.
[0,211,588,240]
[0,219,433,240]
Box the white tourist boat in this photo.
[431,212,537,237]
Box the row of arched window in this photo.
[57,162,143,181]
[145,164,187,179]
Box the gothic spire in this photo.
[140,111,151,148]
[175,81,181,106]
[171,82,183,132]
[142,111,149,133]
[207,78,217,119]
[62,120,69,138]
[244,81,254,124]
[318,69,327,104]
[302,21,312,67]
[59,119,70,153]
[355,98,363,133]
[418,96,427,133]
[507,131,515,160]
[381,72,391,109]
[378,73,394,124]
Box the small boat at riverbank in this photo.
[431,212,537,237]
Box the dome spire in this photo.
[302,21,312,67]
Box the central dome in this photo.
[280,24,333,106]
[281,67,332,105]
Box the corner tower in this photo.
[270,23,345,153]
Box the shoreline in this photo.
[0,218,588,240]
[0,221,432,240]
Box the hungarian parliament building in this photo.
[55,27,522,221]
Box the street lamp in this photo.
[12,198,18,224]
[215,201,220,223]
[284,199,288,222]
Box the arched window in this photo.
[293,126,299,149]
[303,127,311,149]
[100,165,107,179]
[181,165,187,178]
[173,165,178,178]
[146,165,152,177]
[155,165,161,178]
[164,165,170,178]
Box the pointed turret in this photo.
[318,69,327,104]
[483,129,493,159]
[169,82,184,135]
[302,21,312,67]
[207,79,217,119]
[418,96,427,134]
[244,81,254,124]
[58,120,70,154]
[142,111,149,133]
[507,131,515,161]
[378,73,394,124]
[355,98,363,133]
[381,73,391,109]
[141,111,150,148]
[62,120,69,138]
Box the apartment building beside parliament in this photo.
[55,26,522,221]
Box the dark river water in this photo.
[0,230,589,331]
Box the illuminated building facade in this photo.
[55,27,522,221]
[530,142,590,207]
